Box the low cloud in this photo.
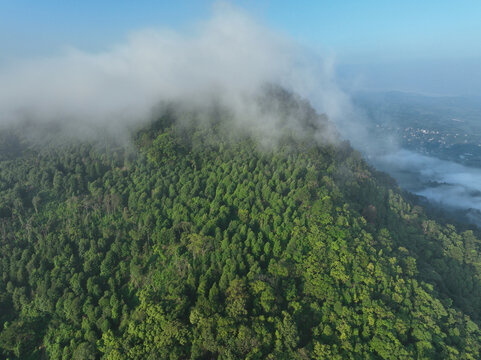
[0,3,349,143]
[373,149,481,226]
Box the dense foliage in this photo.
[1,96,481,359]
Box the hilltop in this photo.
[1,91,481,359]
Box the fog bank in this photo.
[372,149,481,226]
[0,3,349,143]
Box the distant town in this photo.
[355,91,481,168]
[375,122,481,166]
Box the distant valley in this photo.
[354,91,481,226]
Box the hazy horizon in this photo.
[1,1,480,97]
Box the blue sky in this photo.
[260,1,481,61]
[1,0,481,95]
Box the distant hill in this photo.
[1,90,481,359]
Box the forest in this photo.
[1,90,481,359]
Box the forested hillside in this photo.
[1,93,481,359]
